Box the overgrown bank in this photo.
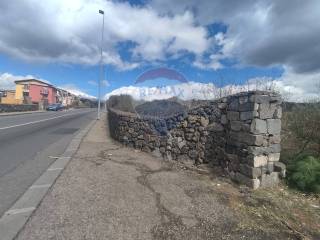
[281,102,320,193]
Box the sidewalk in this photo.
[16,113,315,239]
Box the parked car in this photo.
[46,103,64,111]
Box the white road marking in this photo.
[5,207,35,216]
[47,168,63,171]
[49,156,71,159]
[0,110,92,130]
[30,184,51,189]
[67,148,78,151]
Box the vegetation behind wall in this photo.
[281,101,320,193]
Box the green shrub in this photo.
[287,155,320,193]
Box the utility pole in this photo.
[98,9,105,120]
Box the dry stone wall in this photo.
[108,91,285,189]
[0,103,38,113]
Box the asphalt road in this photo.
[0,109,96,216]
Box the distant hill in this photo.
[282,102,320,112]
[135,99,187,118]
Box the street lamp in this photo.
[98,9,105,120]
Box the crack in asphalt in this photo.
[97,148,249,239]
[92,148,297,240]
[98,149,192,239]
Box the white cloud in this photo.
[0,72,49,90]
[150,0,320,73]
[1,0,320,86]
[193,32,236,70]
[105,68,320,103]
[243,69,320,102]
[0,0,210,70]
[60,84,97,100]
[87,80,97,86]
[193,54,224,70]
[102,80,110,87]
[3,0,319,73]
[273,69,320,102]
[105,81,252,101]
[88,79,109,87]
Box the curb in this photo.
[0,111,46,117]
[0,119,97,240]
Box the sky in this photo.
[0,0,319,101]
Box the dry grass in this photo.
[193,165,320,239]
[229,184,320,239]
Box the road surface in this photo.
[0,109,96,216]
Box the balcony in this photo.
[23,85,29,92]
[40,88,49,95]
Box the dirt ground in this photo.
[17,113,320,240]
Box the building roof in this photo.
[14,79,55,88]
[56,88,69,93]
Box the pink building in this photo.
[15,79,57,105]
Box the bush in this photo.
[135,99,187,118]
[286,102,320,156]
[107,95,135,113]
[287,155,320,193]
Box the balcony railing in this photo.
[40,89,49,95]
[23,85,29,92]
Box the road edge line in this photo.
[0,109,93,130]
[0,118,97,240]
[0,111,46,117]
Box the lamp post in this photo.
[98,9,104,120]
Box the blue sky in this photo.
[0,0,319,101]
[0,52,283,96]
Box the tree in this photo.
[288,100,320,157]
[107,94,136,113]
